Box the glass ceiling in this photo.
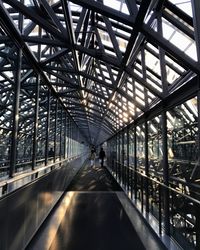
[0,0,199,145]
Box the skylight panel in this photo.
[170,30,192,51]
[162,18,197,61]
[103,0,121,11]
[69,3,82,12]
[145,51,161,76]
[164,55,185,73]
[25,0,34,6]
[162,22,176,40]
[134,82,144,92]
[134,68,143,78]
[169,0,193,17]
[146,77,162,92]
[121,3,129,15]
[127,90,133,97]
[147,91,155,99]
[127,82,133,90]
[135,89,144,100]
[185,42,197,61]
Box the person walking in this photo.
[99,147,105,167]
[90,149,96,167]
[48,147,55,158]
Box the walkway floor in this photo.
[67,162,122,191]
[27,162,166,250]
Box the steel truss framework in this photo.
[107,93,200,247]
[0,0,200,247]
[0,1,200,170]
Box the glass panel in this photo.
[136,124,145,173]
[167,96,199,249]
[148,115,163,177]
[0,68,14,178]
[162,17,197,61]
[167,97,198,183]
[110,137,117,174]
[129,128,135,166]
[168,0,193,17]
[16,74,35,173]
[37,86,48,167]
[48,98,56,163]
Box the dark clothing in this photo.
[99,149,106,167]
[48,149,54,158]
[99,150,105,159]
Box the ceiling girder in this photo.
[4,0,67,41]
[0,0,198,146]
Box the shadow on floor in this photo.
[67,161,122,192]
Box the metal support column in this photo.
[69,120,71,158]
[54,100,58,163]
[32,74,40,170]
[59,108,63,161]
[67,119,70,159]
[45,89,51,166]
[162,111,170,235]
[118,132,121,182]
[127,126,130,192]
[71,124,74,157]
[145,121,149,213]
[114,136,117,173]
[134,126,137,199]
[9,49,22,177]
[122,130,125,186]
[32,26,42,170]
[196,85,200,248]
[191,0,200,63]
[64,112,67,159]
[141,46,148,107]
[158,14,168,96]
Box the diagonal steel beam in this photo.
[61,0,91,139]
[142,24,200,74]
[125,0,138,16]
[59,0,135,26]
[0,1,82,135]
[43,65,154,110]
[3,0,67,41]
[39,0,68,38]
[93,0,160,143]
[69,0,199,74]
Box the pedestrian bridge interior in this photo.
[0,0,199,249]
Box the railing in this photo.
[0,157,56,178]
[0,154,84,198]
[109,159,200,250]
[0,153,87,250]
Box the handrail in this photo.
[114,160,200,205]
[115,160,200,191]
[0,157,53,170]
[111,159,200,248]
[0,153,85,198]
[169,176,200,190]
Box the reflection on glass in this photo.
[167,96,199,250]
[129,128,135,166]
[148,116,162,176]
[136,125,145,173]
[167,97,198,182]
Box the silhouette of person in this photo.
[99,147,105,167]
[48,147,54,158]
